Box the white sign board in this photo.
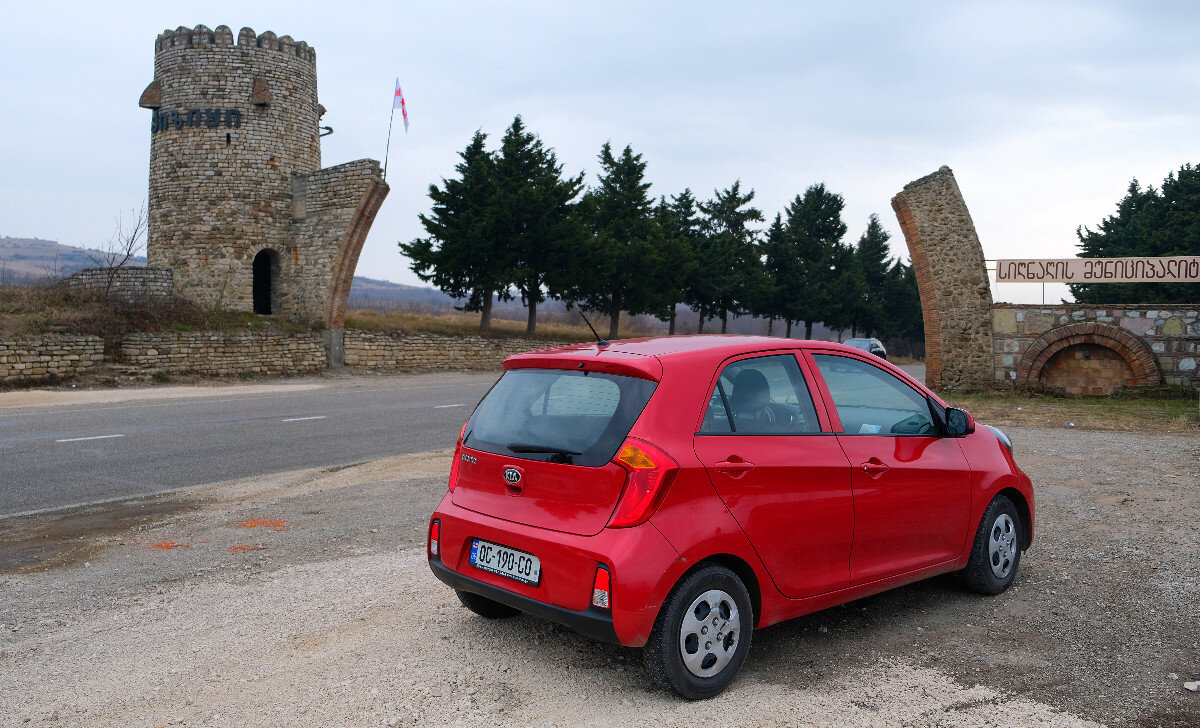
[994,256,1200,283]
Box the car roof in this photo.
[507,335,880,372]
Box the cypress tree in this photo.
[572,143,656,339]
[855,213,894,336]
[399,131,508,331]
[492,116,585,334]
[695,181,764,333]
[1070,164,1200,304]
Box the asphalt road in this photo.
[0,372,500,517]
[0,364,925,519]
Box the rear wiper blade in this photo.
[506,442,581,455]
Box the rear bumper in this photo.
[429,557,619,644]
[428,492,680,647]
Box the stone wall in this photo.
[120,331,326,375]
[61,267,174,299]
[344,331,559,372]
[0,329,564,386]
[142,24,387,326]
[993,304,1199,391]
[290,161,389,328]
[891,166,994,391]
[0,336,105,384]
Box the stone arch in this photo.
[891,166,994,391]
[324,176,389,330]
[1016,322,1161,390]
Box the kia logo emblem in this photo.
[503,467,522,485]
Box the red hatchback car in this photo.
[428,336,1033,698]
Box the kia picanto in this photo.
[427,336,1033,699]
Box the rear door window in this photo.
[811,354,935,435]
[465,369,656,466]
[699,354,821,435]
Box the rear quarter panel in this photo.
[633,351,790,629]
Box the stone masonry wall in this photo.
[993,304,1199,389]
[344,331,560,372]
[0,336,105,384]
[143,24,388,326]
[120,331,326,375]
[146,25,320,313]
[0,330,561,387]
[61,267,174,299]
[290,161,389,328]
[891,167,994,391]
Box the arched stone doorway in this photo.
[1016,322,1161,395]
[252,249,281,315]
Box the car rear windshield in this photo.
[464,368,657,467]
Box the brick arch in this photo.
[1017,322,1161,386]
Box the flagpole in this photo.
[383,102,396,181]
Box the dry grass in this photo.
[0,285,313,341]
[344,309,662,343]
[946,389,1199,433]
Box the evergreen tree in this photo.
[693,181,764,333]
[571,143,657,339]
[783,183,848,338]
[1069,164,1200,303]
[399,131,508,331]
[826,242,868,338]
[758,214,787,335]
[881,260,924,353]
[649,192,699,334]
[491,116,585,333]
[854,213,893,336]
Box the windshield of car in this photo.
[464,369,657,466]
[843,339,871,348]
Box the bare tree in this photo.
[87,202,148,298]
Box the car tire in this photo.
[961,495,1022,595]
[643,564,753,700]
[456,590,520,619]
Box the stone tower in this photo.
[139,24,388,334]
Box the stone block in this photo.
[993,309,1017,334]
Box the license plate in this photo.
[470,539,541,586]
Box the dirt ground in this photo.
[1,427,1197,727]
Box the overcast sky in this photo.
[3,1,1197,304]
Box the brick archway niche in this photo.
[1016,322,1161,395]
[891,166,994,391]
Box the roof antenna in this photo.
[578,309,609,347]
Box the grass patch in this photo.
[946,389,1199,433]
[344,309,662,343]
[0,284,315,341]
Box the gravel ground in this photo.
[0,427,1196,727]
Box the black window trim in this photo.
[694,350,826,438]
[810,350,949,439]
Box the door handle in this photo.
[715,457,755,477]
[861,458,890,476]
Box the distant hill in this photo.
[0,236,455,310]
[0,237,147,282]
[347,274,458,310]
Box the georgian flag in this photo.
[393,79,409,133]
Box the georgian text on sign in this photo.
[994,257,1200,283]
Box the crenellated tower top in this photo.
[153,24,316,64]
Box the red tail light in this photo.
[447,420,469,492]
[591,565,611,609]
[607,438,679,528]
[429,520,440,557]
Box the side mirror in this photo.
[945,407,975,436]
